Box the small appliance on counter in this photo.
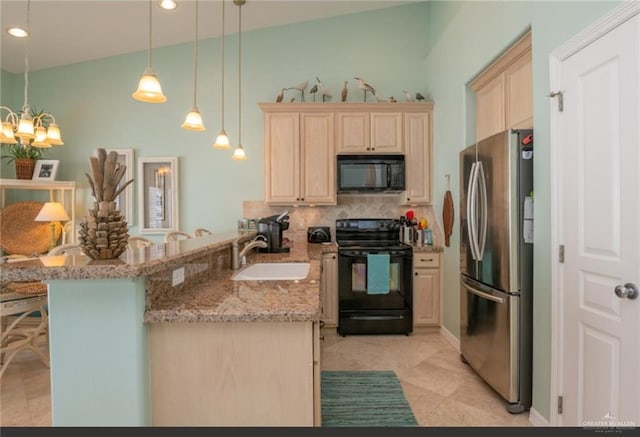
[257,210,290,253]
[307,226,331,243]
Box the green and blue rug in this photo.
[321,370,419,427]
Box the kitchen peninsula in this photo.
[0,231,330,426]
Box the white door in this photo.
[554,9,639,426]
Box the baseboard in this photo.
[528,407,551,426]
[440,325,460,351]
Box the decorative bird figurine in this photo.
[402,89,415,102]
[316,76,332,102]
[287,80,308,102]
[309,83,318,102]
[276,88,286,103]
[416,92,425,102]
[354,77,375,102]
[341,81,348,102]
[389,96,397,103]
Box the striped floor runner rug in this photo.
[321,370,418,427]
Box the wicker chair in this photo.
[193,228,213,237]
[48,244,84,256]
[128,236,154,249]
[163,231,192,244]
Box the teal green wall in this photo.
[424,0,621,421]
[0,2,430,240]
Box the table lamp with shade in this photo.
[34,202,70,251]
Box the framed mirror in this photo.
[137,157,179,233]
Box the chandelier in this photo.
[0,0,64,148]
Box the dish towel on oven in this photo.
[367,254,390,294]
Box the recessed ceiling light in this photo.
[7,27,29,38]
[159,0,177,10]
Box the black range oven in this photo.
[336,219,413,335]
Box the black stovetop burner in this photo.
[335,218,404,248]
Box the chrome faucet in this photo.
[231,236,268,270]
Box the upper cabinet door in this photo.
[471,31,532,142]
[300,113,336,205]
[475,72,506,142]
[370,112,403,153]
[264,112,300,204]
[402,111,432,205]
[336,112,369,153]
[337,111,403,153]
[505,51,533,130]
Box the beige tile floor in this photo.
[321,330,531,427]
[0,331,530,427]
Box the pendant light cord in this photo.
[147,0,152,70]
[192,0,199,106]
[220,0,225,129]
[22,0,31,114]
[238,1,242,145]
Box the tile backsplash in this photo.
[243,195,443,247]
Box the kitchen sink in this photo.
[231,262,310,281]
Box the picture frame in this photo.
[32,159,60,181]
[137,156,179,234]
[104,148,134,226]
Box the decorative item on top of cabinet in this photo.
[260,104,335,206]
[287,80,308,102]
[316,76,332,103]
[413,252,441,327]
[354,77,376,102]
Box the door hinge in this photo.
[548,91,564,112]
[559,245,565,263]
[557,395,563,414]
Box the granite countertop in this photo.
[411,245,444,253]
[145,241,337,324]
[0,230,256,282]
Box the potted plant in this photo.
[1,143,44,179]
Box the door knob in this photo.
[614,283,639,300]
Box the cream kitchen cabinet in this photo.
[320,252,338,328]
[402,108,433,205]
[336,111,403,154]
[471,31,532,142]
[260,105,335,205]
[413,252,441,327]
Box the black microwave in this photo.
[337,154,405,193]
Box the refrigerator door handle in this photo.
[467,162,479,260]
[462,280,505,304]
[476,161,488,260]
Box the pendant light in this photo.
[232,0,247,160]
[132,0,167,103]
[0,0,64,147]
[181,0,205,131]
[213,0,230,149]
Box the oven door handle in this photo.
[462,281,505,304]
[349,315,405,321]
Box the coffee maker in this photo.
[257,210,290,253]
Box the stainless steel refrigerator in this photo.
[459,129,533,414]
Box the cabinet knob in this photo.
[415,272,418,276]
[371,147,375,151]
